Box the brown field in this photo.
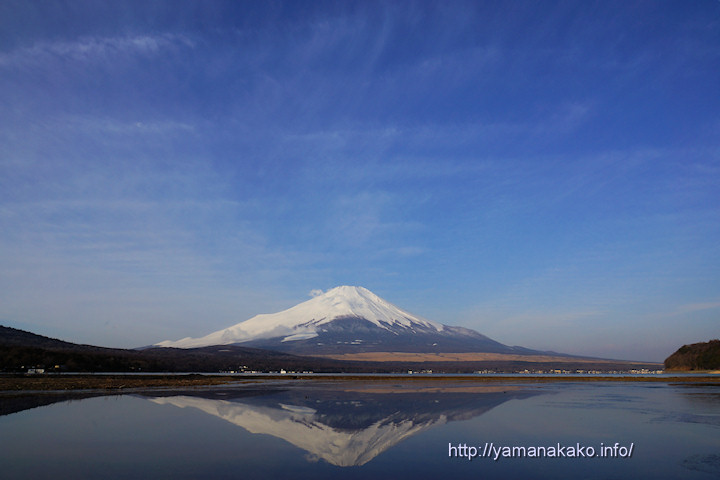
[312,352,656,364]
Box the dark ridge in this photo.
[0,325,351,373]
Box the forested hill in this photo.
[0,325,83,349]
[664,340,720,371]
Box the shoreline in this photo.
[2,372,719,393]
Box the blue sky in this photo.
[1,1,718,361]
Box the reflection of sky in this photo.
[0,383,719,478]
[2,2,720,362]
[460,383,720,479]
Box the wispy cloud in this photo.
[60,116,195,135]
[0,33,195,68]
[652,301,720,319]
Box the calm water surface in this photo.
[2,381,719,479]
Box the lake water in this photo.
[2,379,719,479]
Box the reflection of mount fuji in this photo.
[149,387,537,466]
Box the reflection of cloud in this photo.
[149,388,534,467]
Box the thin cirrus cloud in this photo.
[0,33,195,67]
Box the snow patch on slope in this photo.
[156,286,443,349]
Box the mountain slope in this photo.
[0,325,86,349]
[157,286,539,355]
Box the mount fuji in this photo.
[156,286,539,356]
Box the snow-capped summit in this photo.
[156,286,521,354]
[157,286,440,348]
